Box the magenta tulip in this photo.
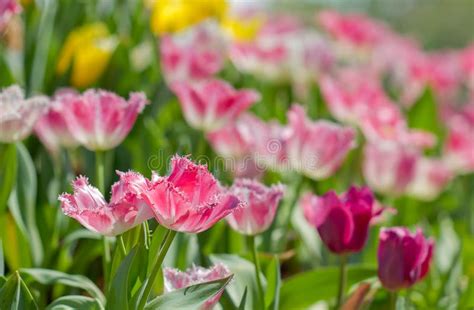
[378,227,434,291]
[0,0,21,31]
[301,186,383,254]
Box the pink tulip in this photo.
[444,108,474,173]
[226,179,284,235]
[35,89,80,155]
[0,0,21,31]
[363,143,418,196]
[317,10,388,48]
[60,89,148,151]
[0,85,48,143]
[206,119,264,179]
[163,263,232,310]
[378,227,434,291]
[171,79,260,132]
[142,156,242,233]
[301,186,383,254]
[407,158,452,201]
[161,22,227,84]
[286,105,356,180]
[58,171,153,236]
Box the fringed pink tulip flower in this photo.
[286,105,356,180]
[60,89,148,150]
[163,264,232,310]
[0,85,49,143]
[58,171,153,236]
[0,0,21,31]
[301,186,383,254]
[378,227,434,291]
[226,179,284,235]
[406,158,452,201]
[161,22,227,84]
[363,143,418,196]
[143,156,242,233]
[35,89,80,155]
[171,79,260,132]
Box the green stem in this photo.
[138,229,177,310]
[143,221,151,249]
[119,235,127,256]
[335,255,348,309]
[95,151,110,289]
[248,235,265,310]
[389,291,398,310]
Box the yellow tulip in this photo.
[150,0,227,35]
[57,23,117,88]
[221,15,263,42]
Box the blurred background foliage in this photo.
[268,0,474,49]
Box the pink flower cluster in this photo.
[59,155,284,236]
[0,0,21,31]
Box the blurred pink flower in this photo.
[206,118,264,179]
[171,79,260,132]
[286,105,356,180]
[363,143,418,196]
[378,227,434,291]
[163,264,232,310]
[444,106,474,173]
[406,158,452,201]
[58,171,153,236]
[226,179,284,235]
[35,89,80,155]
[320,69,388,124]
[301,186,383,254]
[0,0,21,31]
[0,85,48,143]
[317,10,388,48]
[161,22,227,84]
[60,89,148,151]
[143,156,242,233]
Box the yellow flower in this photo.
[221,15,263,42]
[57,23,117,88]
[150,0,227,35]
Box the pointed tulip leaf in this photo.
[0,272,38,310]
[46,296,104,310]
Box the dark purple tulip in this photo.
[377,227,434,291]
[301,186,383,254]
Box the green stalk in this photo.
[389,291,398,310]
[95,151,110,289]
[247,235,265,309]
[335,255,348,309]
[138,229,177,309]
[119,235,127,256]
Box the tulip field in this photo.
[1,0,474,309]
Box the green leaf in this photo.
[107,245,147,309]
[46,296,104,310]
[0,240,4,276]
[280,265,376,309]
[8,143,44,266]
[407,87,444,145]
[210,254,264,310]
[0,272,38,309]
[20,268,105,303]
[0,143,17,213]
[145,275,233,309]
[238,287,248,310]
[264,256,281,310]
